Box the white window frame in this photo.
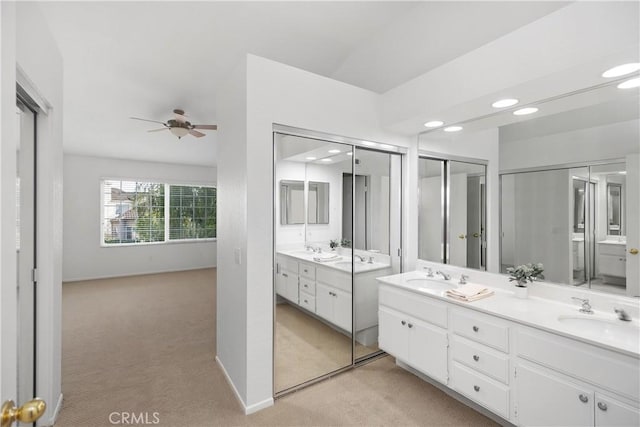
[100,178,217,247]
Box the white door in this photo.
[2,99,43,426]
[626,154,639,297]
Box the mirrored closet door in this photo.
[273,131,402,395]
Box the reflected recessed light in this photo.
[617,77,640,89]
[619,171,627,175]
[305,157,316,160]
[424,120,444,128]
[321,158,332,162]
[361,141,377,147]
[346,152,353,156]
[492,98,519,108]
[513,107,539,116]
[602,63,640,78]
[328,149,341,154]
[378,144,393,150]
[444,126,463,132]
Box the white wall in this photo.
[500,119,640,171]
[1,2,64,424]
[216,54,413,413]
[419,128,500,273]
[63,154,217,282]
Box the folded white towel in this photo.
[313,254,341,262]
[446,284,494,302]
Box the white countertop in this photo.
[598,239,627,245]
[377,270,640,358]
[278,249,391,274]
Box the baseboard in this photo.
[396,360,514,427]
[215,356,273,415]
[38,392,63,427]
[63,265,216,283]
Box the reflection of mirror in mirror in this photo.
[280,180,305,225]
[418,158,445,263]
[308,181,329,224]
[607,183,623,236]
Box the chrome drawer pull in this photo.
[408,323,413,328]
[579,394,589,403]
[282,273,288,278]
[597,402,608,411]
[472,326,479,332]
[473,385,480,392]
[473,355,480,362]
[401,320,406,326]
[304,284,308,288]
[304,299,308,304]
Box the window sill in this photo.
[101,238,217,248]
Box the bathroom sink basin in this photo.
[557,315,640,344]
[332,261,366,272]
[405,278,457,292]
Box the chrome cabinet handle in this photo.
[282,273,288,278]
[473,326,479,332]
[597,402,608,411]
[408,323,413,328]
[304,299,308,304]
[401,320,406,326]
[473,385,480,392]
[304,269,308,273]
[579,394,589,403]
[473,355,480,361]
[304,284,308,288]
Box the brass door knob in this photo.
[473,232,480,238]
[630,248,639,255]
[458,234,466,240]
[1,399,46,427]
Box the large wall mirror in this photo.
[273,131,403,395]
[418,60,638,297]
[418,156,487,270]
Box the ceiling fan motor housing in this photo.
[167,119,192,129]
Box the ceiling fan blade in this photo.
[148,128,169,133]
[130,117,166,125]
[189,129,206,138]
[192,124,217,130]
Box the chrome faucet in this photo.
[354,254,365,262]
[571,297,593,314]
[435,271,451,280]
[459,274,469,285]
[614,308,631,322]
[423,267,434,277]
[368,256,374,264]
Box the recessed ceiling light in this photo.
[617,77,640,89]
[305,156,317,160]
[444,126,463,132]
[602,63,640,78]
[619,171,627,175]
[424,120,444,128]
[513,107,539,116]
[346,152,353,156]
[328,149,341,154]
[361,141,377,147]
[321,158,332,162]
[492,98,519,108]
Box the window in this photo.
[169,185,217,239]
[101,179,216,245]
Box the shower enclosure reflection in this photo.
[273,132,402,394]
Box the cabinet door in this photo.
[516,363,593,427]
[409,318,448,384]
[315,282,334,323]
[282,270,298,303]
[595,394,640,427]
[599,254,626,277]
[275,270,287,297]
[333,287,352,332]
[378,307,409,362]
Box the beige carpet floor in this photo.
[274,302,378,392]
[57,268,497,427]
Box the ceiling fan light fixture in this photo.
[170,127,189,139]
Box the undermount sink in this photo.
[557,314,640,344]
[405,278,457,292]
[332,260,366,271]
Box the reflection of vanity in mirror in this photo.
[273,131,402,394]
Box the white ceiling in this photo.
[37,1,569,167]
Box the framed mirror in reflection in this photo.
[280,180,304,225]
[307,181,329,224]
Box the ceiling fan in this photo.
[130,109,217,139]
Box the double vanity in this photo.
[377,265,640,426]
[276,249,391,345]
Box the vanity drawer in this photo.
[450,362,510,419]
[516,327,640,401]
[379,285,447,328]
[451,335,510,384]
[277,255,298,274]
[317,266,351,293]
[299,277,316,295]
[299,294,316,313]
[299,263,316,280]
[598,243,626,257]
[451,310,509,352]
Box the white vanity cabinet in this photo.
[598,242,626,280]
[378,285,448,384]
[275,255,299,304]
[316,282,352,332]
